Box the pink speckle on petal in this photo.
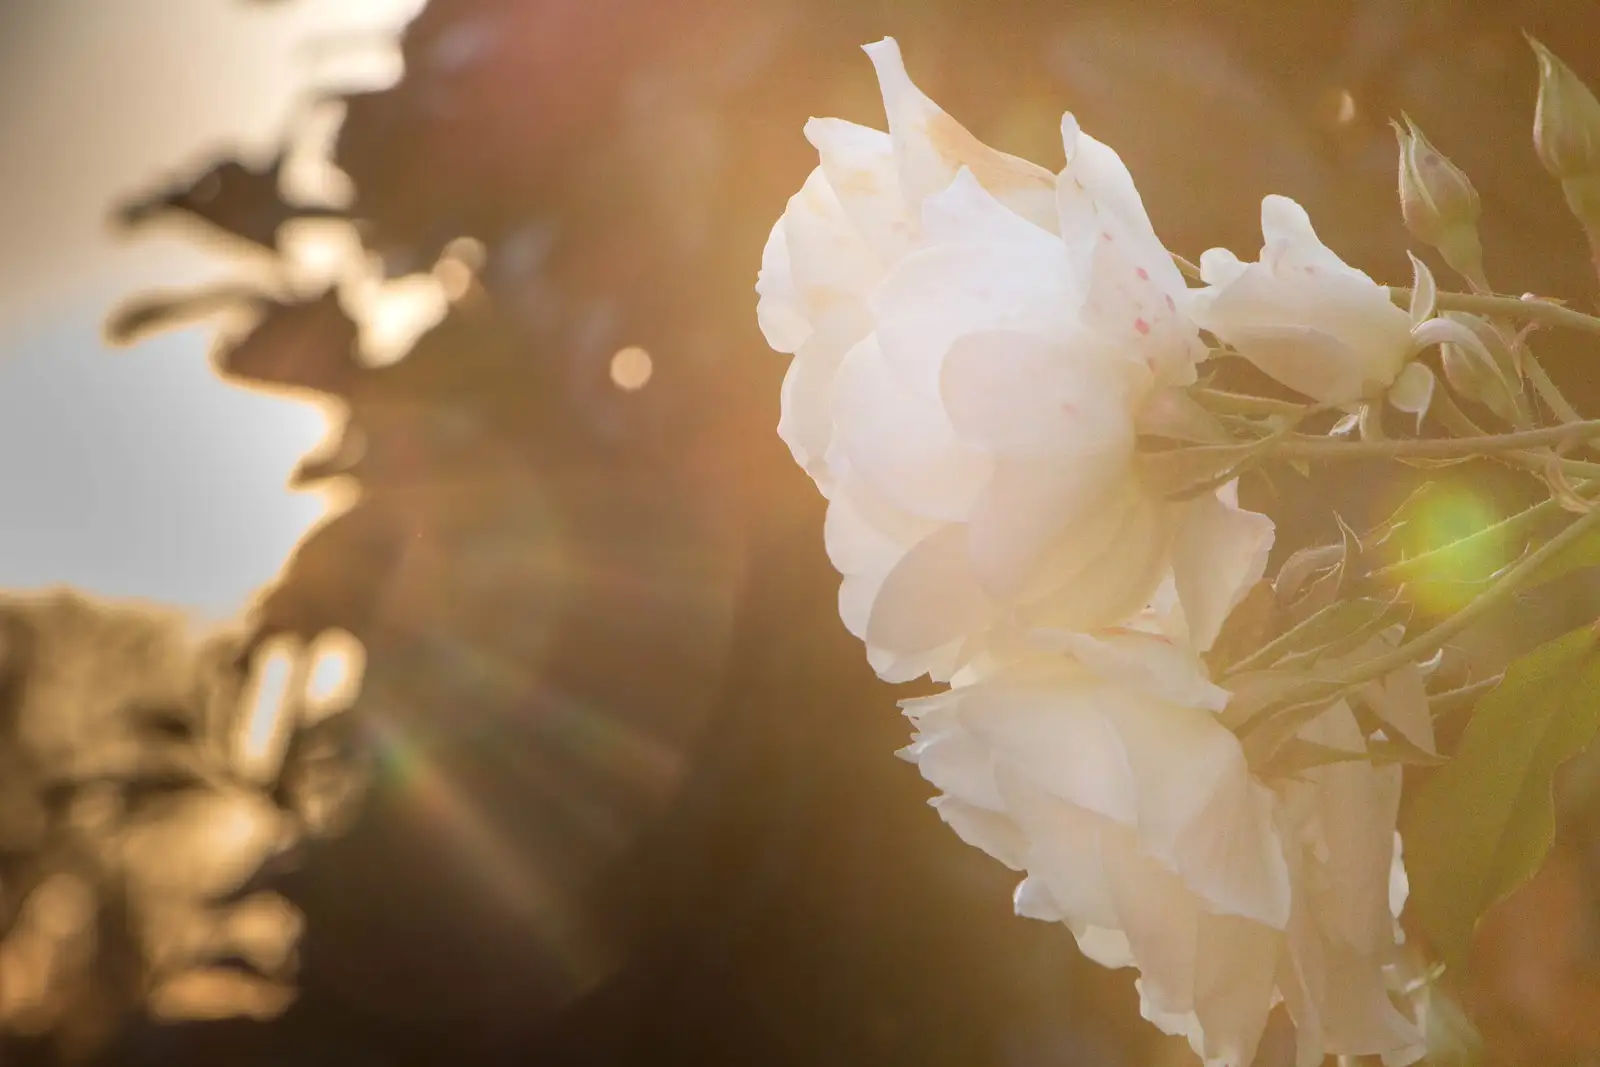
[1135,266,1149,281]
[1304,265,1316,275]
[1134,317,1150,335]
[1102,231,1114,242]
[1164,294,1176,311]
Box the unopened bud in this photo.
[1529,35,1600,180]
[1438,312,1522,424]
[1394,116,1486,289]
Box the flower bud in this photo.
[1438,312,1523,424]
[1394,116,1486,289]
[1529,35,1600,180]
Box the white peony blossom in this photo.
[757,38,1263,682]
[901,636,1426,1067]
[1189,195,1419,406]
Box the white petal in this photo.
[1285,701,1406,950]
[1099,822,1202,1015]
[1187,913,1282,1067]
[967,676,1141,824]
[833,334,993,521]
[868,639,964,685]
[871,226,1085,402]
[931,796,1028,870]
[1014,875,1066,922]
[1191,322,1376,405]
[781,165,885,325]
[1406,252,1437,328]
[863,37,1057,231]
[1196,246,1250,288]
[922,166,1066,247]
[865,523,991,658]
[999,774,1125,930]
[941,329,1135,456]
[1038,630,1231,712]
[1259,195,1365,283]
[1409,314,1495,360]
[1112,696,1292,927]
[755,218,812,353]
[822,481,932,577]
[1065,121,1188,302]
[1191,196,1415,404]
[804,116,916,264]
[913,729,1005,811]
[1172,485,1276,652]
[1073,924,1137,969]
[1020,481,1172,633]
[1386,362,1434,432]
[777,314,866,483]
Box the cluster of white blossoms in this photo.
[757,39,1457,1067]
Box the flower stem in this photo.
[1189,387,1309,418]
[1525,352,1587,425]
[1391,286,1600,337]
[1271,420,1600,459]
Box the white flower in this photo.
[758,38,1258,681]
[755,38,1056,490]
[1189,196,1418,406]
[902,640,1426,1067]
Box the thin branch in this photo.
[1189,387,1311,418]
[1525,352,1586,425]
[1391,287,1600,338]
[1273,421,1600,459]
[1266,503,1600,711]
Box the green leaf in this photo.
[1401,624,1600,972]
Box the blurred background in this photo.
[6,1,1600,1065]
